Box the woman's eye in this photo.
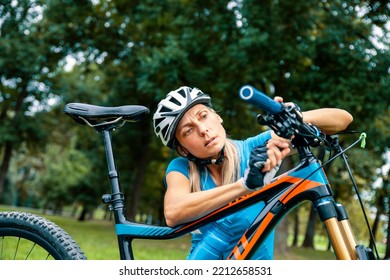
[184,128,193,136]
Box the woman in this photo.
[153,86,353,259]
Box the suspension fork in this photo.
[314,197,358,260]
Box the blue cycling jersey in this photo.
[164,130,275,260]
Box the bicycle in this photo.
[0,85,378,260]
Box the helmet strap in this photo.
[186,146,225,168]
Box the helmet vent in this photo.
[154,118,163,130]
[177,88,187,98]
[161,126,169,138]
[159,105,171,113]
[169,96,181,106]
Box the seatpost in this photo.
[100,129,135,260]
[100,129,127,223]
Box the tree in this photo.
[0,0,67,199]
[42,0,390,227]
[2,2,388,260]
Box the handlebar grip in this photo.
[239,85,283,114]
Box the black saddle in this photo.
[64,103,149,128]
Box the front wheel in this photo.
[0,212,87,260]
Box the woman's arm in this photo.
[164,138,290,227]
[273,97,353,135]
[164,172,249,227]
[302,108,353,135]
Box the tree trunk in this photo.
[0,141,13,200]
[78,206,88,221]
[275,216,289,257]
[384,212,390,259]
[291,209,300,247]
[126,123,152,221]
[0,85,28,199]
[370,209,381,249]
[302,206,317,248]
[126,155,148,221]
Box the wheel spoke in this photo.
[25,242,36,260]
[14,237,21,260]
[1,236,4,260]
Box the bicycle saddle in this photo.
[64,103,150,126]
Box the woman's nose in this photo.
[198,123,209,135]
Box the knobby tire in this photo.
[0,212,86,260]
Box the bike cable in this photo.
[286,132,379,259]
[337,133,379,259]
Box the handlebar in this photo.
[239,85,283,114]
[239,85,328,148]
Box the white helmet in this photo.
[153,86,212,149]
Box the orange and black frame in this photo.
[63,86,376,260]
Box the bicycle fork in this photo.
[315,197,358,260]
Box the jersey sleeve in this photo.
[242,130,272,150]
[234,130,272,177]
[163,157,190,188]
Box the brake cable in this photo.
[288,131,379,259]
[337,133,379,259]
[261,108,379,258]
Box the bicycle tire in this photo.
[0,211,87,260]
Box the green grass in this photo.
[0,205,356,260]
[275,246,335,260]
[51,215,193,260]
[38,214,192,260]
[0,206,191,260]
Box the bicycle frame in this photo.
[99,127,360,260]
[63,100,375,260]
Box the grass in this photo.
[275,246,335,260]
[0,205,351,260]
[0,205,191,260]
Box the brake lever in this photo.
[257,105,328,148]
[256,103,303,139]
[296,123,327,147]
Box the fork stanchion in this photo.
[324,218,353,260]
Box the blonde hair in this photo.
[188,139,240,192]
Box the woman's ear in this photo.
[215,113,223,123]
[176,144,188,157]
[211,109,223,123]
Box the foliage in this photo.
[0,0,389,256]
